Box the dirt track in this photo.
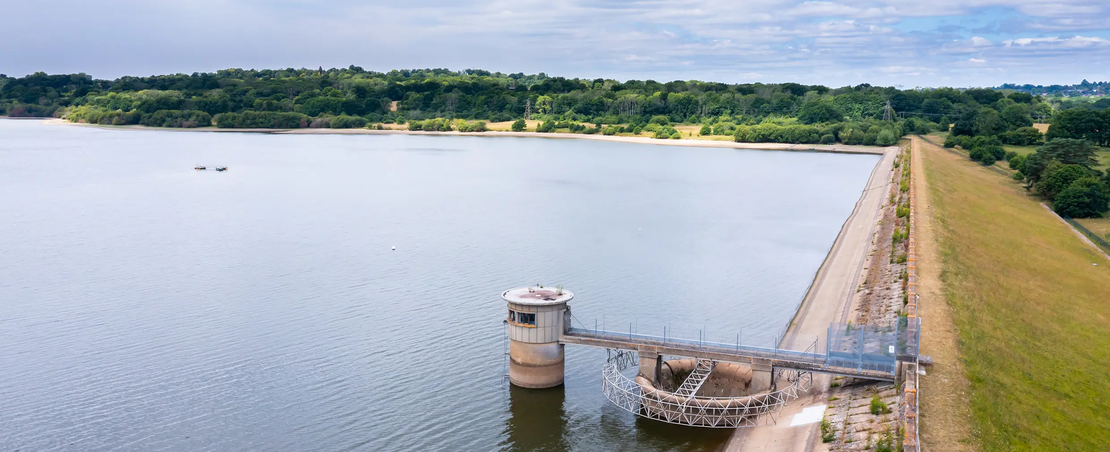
[912,136,975,452]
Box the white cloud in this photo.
[1004,35,1110,48]
[1,0,1109,87]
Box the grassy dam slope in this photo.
[919,137,1110,450]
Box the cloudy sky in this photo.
[3,0,1109,87]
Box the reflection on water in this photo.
[0,120,878,451]
[504,385,569,451]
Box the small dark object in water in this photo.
[215,166,228,172]
[194,165,206,170]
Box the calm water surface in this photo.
[0,120,878,451]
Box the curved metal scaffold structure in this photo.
[601,350,813,428]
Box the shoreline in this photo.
[36,118,888,156]
[726,144,897,451]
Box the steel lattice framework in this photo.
[601,350,813,428]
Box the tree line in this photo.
[0,67,1072,144]
[943,103,1110,218]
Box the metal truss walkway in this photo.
[562,323,914,381]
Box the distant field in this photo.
[485,120,540,131]
[919,138,1110,450]
[1075,218,1110,241]
[1003,145,1037,157]
[1033,123,1049,134]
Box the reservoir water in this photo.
[0,120,879,451]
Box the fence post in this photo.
[826,325,831,365]
[858,326,864,371]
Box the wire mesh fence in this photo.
[825,322,913,376]
[1062,215,1110,255]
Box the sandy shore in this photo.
[726,145,898,451]
[39,119,887,156]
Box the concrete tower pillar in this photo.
[637,349,662,385]
[504,286,574,389]
[750,359,775,393]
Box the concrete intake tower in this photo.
[503,286,573,389]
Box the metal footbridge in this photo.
[562,318,921,382]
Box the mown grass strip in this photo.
[921,139,1110,451]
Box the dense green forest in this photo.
[3,67,1108,216]
[0,67,1105,148]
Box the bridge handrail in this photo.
[566,327,898,379]
[566,327,826,362]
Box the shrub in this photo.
[215,111,308,128]
[876,129,898,146]
[329,115,367,129]
[820,418,836,443]
[511,119,526,132]
[670,132,681,139]
[602,125,620,135]
[820,134,836,144]
[712,122,737,136]
[456,120,488,132]
[650,115,670,125]
[1008,154,1027,173]
[653,125,678,139]
[870,395,888,415]
[1054,177,1110,218]
[1038,162,1092,200]
[699,124,711,136]
[874,430,895,452]
[967,136,1005,165]
[138,110,212,128]
[536,121,555,133]
[1001,126,1044,146]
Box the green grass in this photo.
[1075,218,1110,241]
[922,140,1110,451]
[1003,145,1037,157]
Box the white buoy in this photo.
[392,246,396,250]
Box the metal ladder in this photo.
[675,358,715,397]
